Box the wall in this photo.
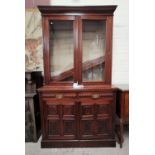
[25,0,129,84]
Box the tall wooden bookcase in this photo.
[38,5,117,148]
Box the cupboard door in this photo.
[42,15,77,84]
[44,99,77,140]
[81,18,106,82]
[48,16,76,82]
[79,98,113,139]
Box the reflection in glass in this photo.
[82,20,106,82]
[49,21,74,82]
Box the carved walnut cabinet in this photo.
[38,5,117,148]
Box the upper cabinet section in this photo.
[38,6,117,85]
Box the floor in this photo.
[25,130,129,155]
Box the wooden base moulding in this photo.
[41,139,116,148]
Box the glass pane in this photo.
[82,20,106,82]
[49,21,74,82]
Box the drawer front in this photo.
[78,92,113,99]
[42,92,77,98]
[43,99,77,140]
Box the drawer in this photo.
[42,92,77,98]
[78,92,113,99]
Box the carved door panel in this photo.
[79,101,95,139]
[95,100,113,139]
[79,98,113,139]
[62,102,76,139]
[44,99,77,140]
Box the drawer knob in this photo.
[92,94,100,99]
[56,94,63,99]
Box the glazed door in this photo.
[79,98,113,139]
[75,15,113,84]
[49,17,75,82]
[43,15,78,84]
[43,98,77,140]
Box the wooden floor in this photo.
[25,130,129,155]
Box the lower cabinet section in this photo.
[39,90,116,148]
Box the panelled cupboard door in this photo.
[79,98,113,139]
[43,99,77,140]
